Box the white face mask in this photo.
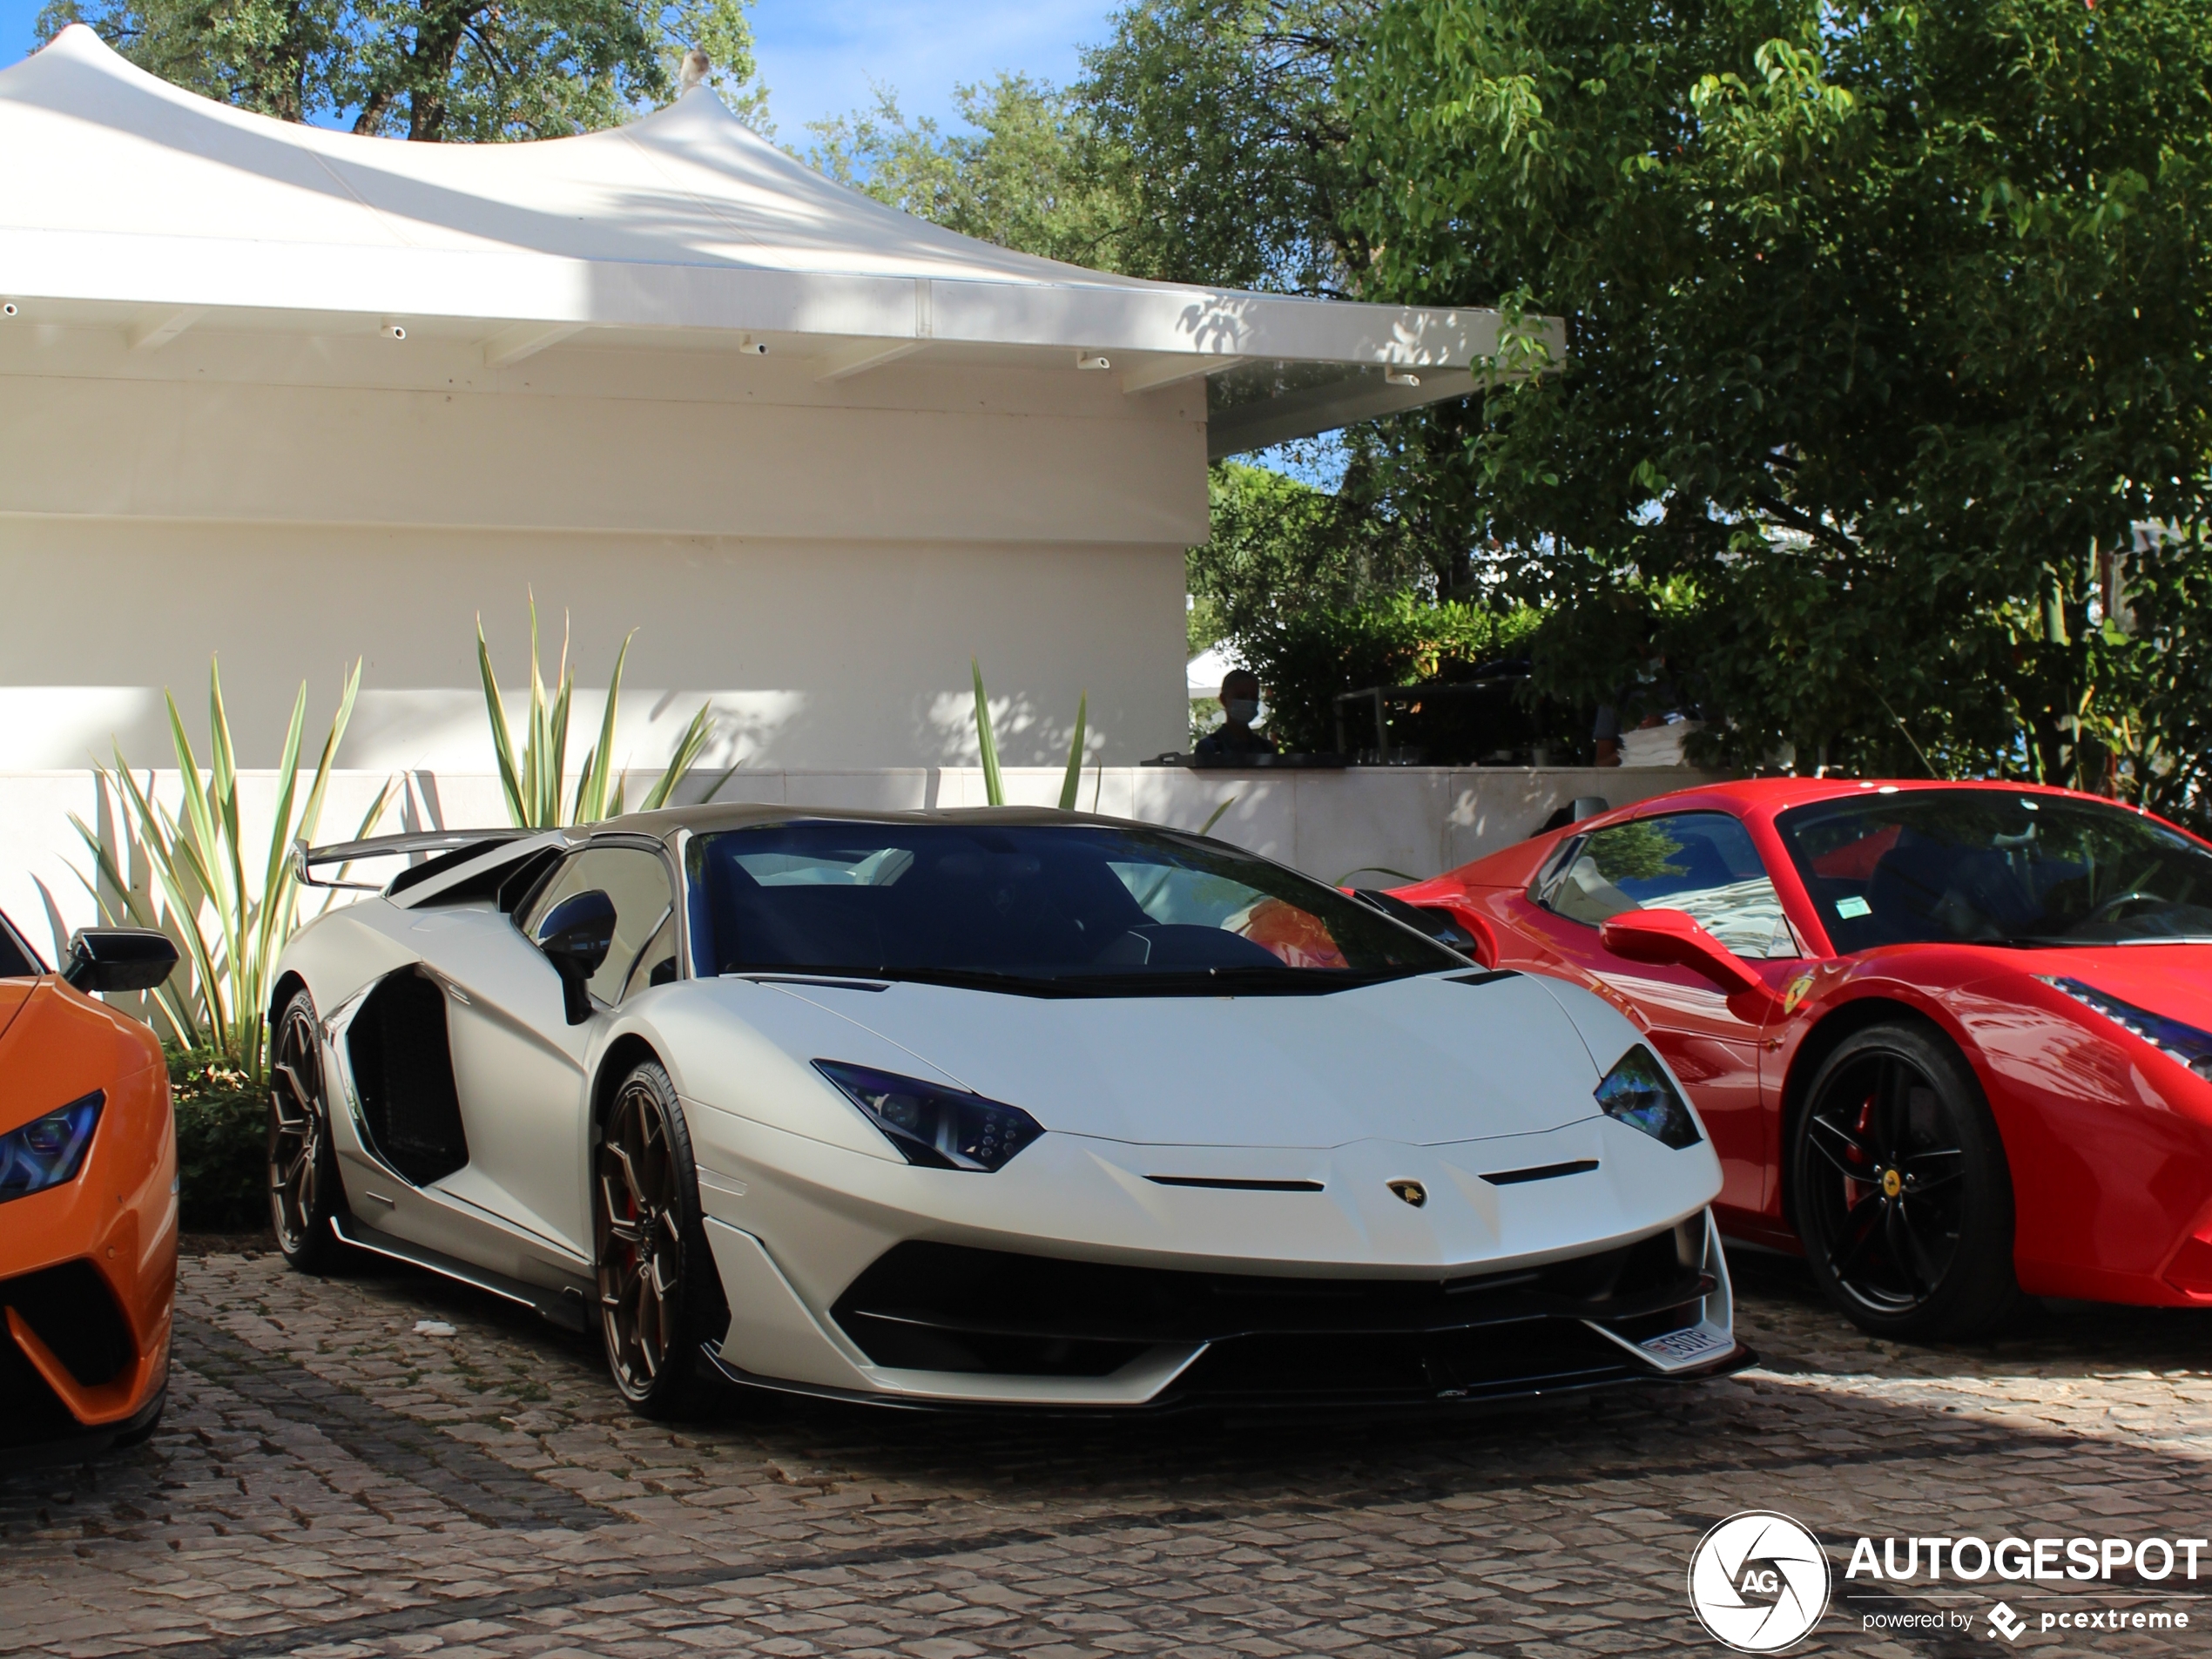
[1224,697,1260,725]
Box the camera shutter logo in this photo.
[1688,1511,1832,1652]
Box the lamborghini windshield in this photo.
[1776,790,2212,949]
[684,821,1461,994]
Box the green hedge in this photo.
[1231,594,1544,755]
[170,1049,267,1233]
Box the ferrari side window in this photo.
[523,846,676,1008]
[1544,812,1800,960]
[1527,835,1586,907]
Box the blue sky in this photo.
[6,1,1123,138]
[747,0,1118,138]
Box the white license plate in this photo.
[1638,1325,1731,1366]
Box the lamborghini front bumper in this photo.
[699,1212,1748,1413]
[686,1096,1745,1409]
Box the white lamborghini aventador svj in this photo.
[269,806,1748,1416]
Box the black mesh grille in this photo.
[829,1223,1710,1393]
[1166,1321,1637,1407]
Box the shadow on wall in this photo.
[919,685,1099,771]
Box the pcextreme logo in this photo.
[1689,1511,1834,1653]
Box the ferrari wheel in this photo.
[594,1059,719,1419]
[1792,1022,2020,1340]
[269,990,350,1273]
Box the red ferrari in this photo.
[1390,779,2212,1339]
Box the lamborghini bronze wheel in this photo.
[269,989,348,1272]
[593,1059,717,1418]
[1793,1022,2020,1341]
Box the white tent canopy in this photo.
[0,26,1548,455]
[1187,643,1240,699]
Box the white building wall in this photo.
[0,333,1209,772]
[0,517,1190,773]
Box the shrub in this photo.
[169,1047,266,1232]
[1230,594,1544,755]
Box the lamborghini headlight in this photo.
[1595,1047,1702,1150]
[813,1062,1044,1172]
[0,1091,104,1204]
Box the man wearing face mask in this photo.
[1197,668,1278,758]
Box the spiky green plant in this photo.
[478,596,716,827]
[1059,692,1088,812]
[71,657,396,1081]
[970,658,1088,810]
[971,656,1006,806]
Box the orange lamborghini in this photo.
[0,909,179,1457]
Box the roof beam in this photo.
[1119,354,1241,395]
[813,339,926,383]
[482,320,583,367]
[125,308,201,352]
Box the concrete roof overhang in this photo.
[0,26,1560,455]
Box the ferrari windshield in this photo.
[684,821,1461,993]
[1776,790,2212,949]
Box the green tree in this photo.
[1345,0,2212,810]
[36,0,763,139]
[800,4,1370,293]
[1080,0,1370,293]
[1230,590,1542,752]
[1079,6,1521,634]
[1190,460,1429,635]
[806,76,1132,267]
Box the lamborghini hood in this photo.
[751,971,1606,1149]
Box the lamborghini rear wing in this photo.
[292,828,536,892]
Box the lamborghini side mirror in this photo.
[537,890,616,1024]
[1600,907,1763,997]
[62,927,179,995]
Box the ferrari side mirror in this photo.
[1600,907,1763,996]
[537,890,616,1024]
[62,927,179,995]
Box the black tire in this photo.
[269,989,351,1273]
[592,1059,723,1420]
[1792,1022,2022,1340]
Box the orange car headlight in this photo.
[0,1090,104,1204]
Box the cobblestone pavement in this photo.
[3,1243,2210,1659]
